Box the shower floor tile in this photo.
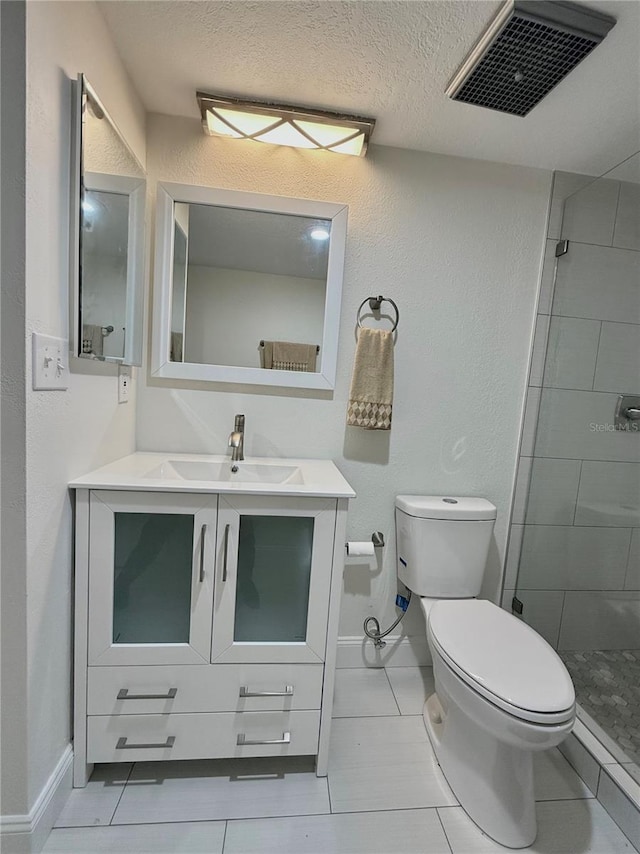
[560,649,640,769]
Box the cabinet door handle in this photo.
[199,523,207,583]
[222,523,230,582]
[239,685,294,698]
[236,732,291,746]
[116,736,176,749]
[117,688,178,700]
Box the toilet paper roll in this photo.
[346,541,375,557]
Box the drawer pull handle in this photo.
[199,523,207,583]
[237,732,291,746]
[222,523,230,582]
[117,688,178,700]
[239,685,294,698]
[116,736,176,750]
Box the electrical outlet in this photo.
[32,333,68,390]
[118,364,131,404]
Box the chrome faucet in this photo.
[228,414,245,462]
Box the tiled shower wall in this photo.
[503,170,640,652]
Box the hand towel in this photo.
[82,324,103,357]
[261,341,318,372]
[347,327,393,430]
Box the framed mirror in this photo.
[70,74,145,365]
[151,183,348,390]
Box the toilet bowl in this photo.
[423,597,575,849]
[394,495,576,849]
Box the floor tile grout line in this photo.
[331,713,405,719]
[326,771,334,815]
[222,806,449,825]
[105,804,461,829]
[108,810,333,828]
[333,712,425,720]
[434,806,455,854]
[221,818,228,854]
[535,795,595,803]
[383,665,403,716]
[108,762,135,826]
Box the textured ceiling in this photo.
[99,0,640,175]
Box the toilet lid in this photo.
[428,600,575,719]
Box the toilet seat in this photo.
[425,599,575,725]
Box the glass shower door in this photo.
[513,152,640,777]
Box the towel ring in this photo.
[356,295,399,333]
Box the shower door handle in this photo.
[614,395,640,429]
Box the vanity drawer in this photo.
[87,710,321,763]
[87,663,324,715]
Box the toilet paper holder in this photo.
[345,532,385,551]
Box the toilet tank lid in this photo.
[395,495,497,521]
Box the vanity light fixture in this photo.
[196,92,375,157]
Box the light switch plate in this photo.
[32,333,68,390]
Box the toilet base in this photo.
[424,692,537,849]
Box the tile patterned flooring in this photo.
[560,650,640,769]
[44,667,638,854]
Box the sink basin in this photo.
[145,459,304,485]
[69,452,355,497]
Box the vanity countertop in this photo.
[69,452,356,499]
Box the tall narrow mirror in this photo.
[70,75,146,365]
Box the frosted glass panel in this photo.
[234,515,314,642]
[113,513,193,644]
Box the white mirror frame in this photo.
[69,74,146,366]
[151,182,348,390]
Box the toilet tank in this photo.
[395,496,497,598]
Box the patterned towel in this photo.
[347,326,393,430]
[261,341,318,372]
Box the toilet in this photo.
[395,495,575,849]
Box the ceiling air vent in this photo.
[446,1,616,117]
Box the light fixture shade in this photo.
[197,93,375,157]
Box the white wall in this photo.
[1,0,29,820]
[23,0,145,820]
[139,114,551,652]
[183,266,325,368]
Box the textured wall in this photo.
[138,114,551,652]
[24,0,145,811]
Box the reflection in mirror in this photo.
[70,75,146,364]
[169,204,330,371]
[152,184,348,391]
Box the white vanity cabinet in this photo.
[71,456,352,788]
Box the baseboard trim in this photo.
[0,744,72,851]
[337,635,431,668]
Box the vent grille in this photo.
[448,2,616,117]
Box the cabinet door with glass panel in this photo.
[212,496,336,664]
[88,491,217,666]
